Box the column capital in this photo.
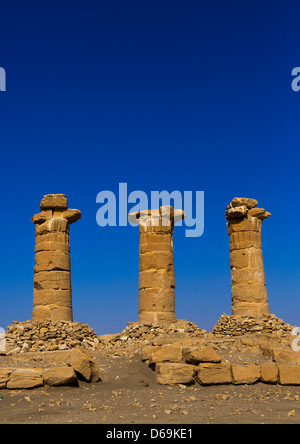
[129,206,185,233]
[31,194,81,225]
[226,197,270,235]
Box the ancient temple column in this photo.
[129,206,185,324]
[226,197,271,317]
[31,194,81,321]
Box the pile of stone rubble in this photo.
[212,313,294,337]
[5,320,99,354]
[99,319,206,349]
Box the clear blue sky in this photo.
[0,0,299,334]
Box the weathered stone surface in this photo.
[265,347,300,364]
[40,194,68,211]
[149,345,183,364]
[226,197,270,316]
[32,194,81,322]
[231,364,260,385]
[0,369,12,388]
[183,346,221,364]
[43,366,77,386]
[198,363,232,385]
[129,206,185,324]
[155,363,196,385]
[34,251,71,273]
[230,198,258,209]
[66,347,101,382]
[7,368,44,389]
[260,362,278,384]
[278,364,300,385]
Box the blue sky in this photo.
[0,0,299,334]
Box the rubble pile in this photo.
[99,319,206,349]
[5,320,99,354]
[212,313,294,337]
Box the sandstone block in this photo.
[249,250,264,269]
[33,290,72,308]
[231,364,260,384]
[231,268,266,285]
[140,233,172,245]
[139,269,175,290]
[227,218,261,234]
[198,363,232,385]
[35,217,69,235]
[270,348,300,364]
[32,305,73,322]
[231,198,258,209]
[141,345,158,361]
[149,345,183,364]
[139,243,173,254]
[139,288,175,312]
[139,252,174,272]
[40,194,68,211]
[231,283,268,303]
[139,310,177,324]
[35,241,70,253]
[260,362,278,384]
[226,206,248,218]
[0,369,12,388]
[34,251,71,272]
[66,347,101,382]
[183,346,221,364]
[34,271,71,291]
[43,366,77,386]
[7,369,44,389]
[232,301,270,317]
[229,231,261,251]
[278,365,300,385]
[230,249,249,269]
[155,363,196,385]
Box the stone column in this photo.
[226,197,271,317]
[129,206,185,324]
[31,194,81,322]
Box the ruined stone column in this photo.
[31,194,81,322]
[129,206,185,324]
[226,197,271,317]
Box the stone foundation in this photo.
[141,339,300,386]
[0,347,102,389]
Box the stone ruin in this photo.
[225,197,271,317]
[1,194,299,390]
[129,206,185,324]
[31,194,81,322]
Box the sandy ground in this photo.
[0,350,300,424]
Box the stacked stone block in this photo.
[31,194,81,321]
[226,197,271,317]
[129,206,185,324]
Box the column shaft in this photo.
[226,198,271,316]
[31,194,81,321]
[130,206,185,324]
